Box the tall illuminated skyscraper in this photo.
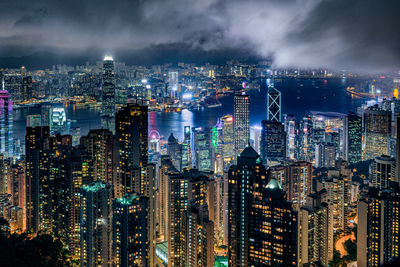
[101,56,116,133]
[234,94,250,160]
[25,126,50,233]
[193,127,212,171]
[168,71,178,98]
[284,114,296,159]
[0,88,13,158]
[362,106,391,160]
[344,112,362,164]
[115,103,148,195]
[267,83,281,122]
[260,120,286,166]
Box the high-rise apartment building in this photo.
[25,126,50,233]
[358,187,400,267]
[270,161,313,211]
[112,193,149,267]
[234,94,250,160]
[115,103,148,195]
[298,190,334,266]
[101,56,116,133]
[228,145,298,266]
[80,182,112,267]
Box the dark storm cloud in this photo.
[0,0,399,71]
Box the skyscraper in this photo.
[101,56,116,133]
[298,190,334,266]
[192,127,212,171]
[269,161,313,211]
[284,114,296,160]
[358,187,400,267]
[25,126,50,233]
[267,84,281,122]
[185,204,214,267]
[112,193,149,267]
[343,112,362,164]
[315,143,336,168]
[80,129,115,184]
[115,103,148,195]
[371,155,396,189]
[234,94,250,160]
[260,120,286,166]
[228,146,297,266]
[0,89,13,158]
[362,105,391,160]
[80,182,112,267]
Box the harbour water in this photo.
[13,77,366,141]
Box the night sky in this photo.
[1,0,400,71]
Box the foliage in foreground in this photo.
[0,218,72,267]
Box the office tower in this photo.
[3,73,22,101]
[168,71,179,98]
[298,190,334,266]
[192,127,212,171]
[315,143,336,168]
[343,113,362,164]
[234,94,250,160]
[250,125,262,154]
[184,125,191,144]
[80,182,112,267]
[22,76,32,101]
[0,89,13,158]
[284,114,296,160]
[101,56,116,133]
[112,193,149,267]
[115,103,148,195]
[80,129,115,183]
[50,107,67,134]
[358,187,400,267]
[220,115,234,164]
[267,84,281,122]
[260,120,286,166]
[362,105,391,160]
[40,104,51,127]
[270,161,313,211]
[26,114,41,127]
[185,204,214,267]
[371,155,396,189]
[25,126,50,233]
[167,133,182,170]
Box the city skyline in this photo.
[2,1,400,266]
